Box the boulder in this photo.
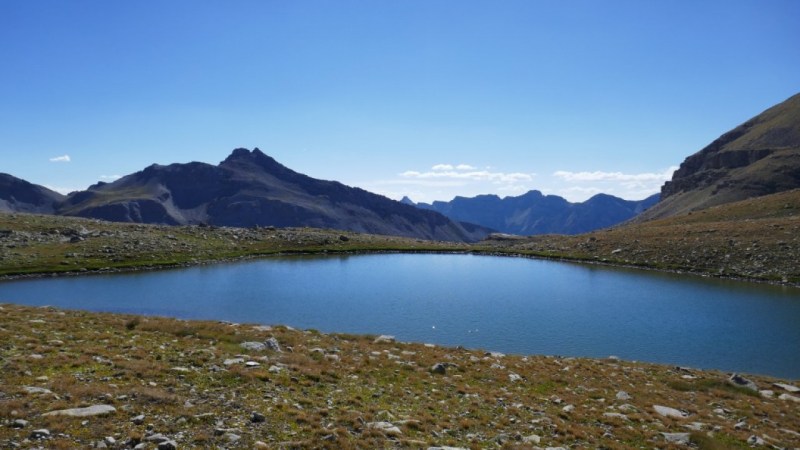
[653,405,688,419]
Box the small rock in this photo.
[367,421,402,436]
[735,421,747,430]
[132,414,145,425]
[145,433,169,443]
[373,335,395,344]
[245,361,261,367]
[760,390,774,398]
[268,365,283,373]
[251,411,266,423]
[653,405,688,419]
[264,337,281,352]
[224,433,241,443]
[104,436,116,446]
[223,358,244,366]
[43,404,116,417]
[157,441,177,450]
[616,390,631,400]
[779,393,800,403]
[562,404,575,413]
[774,382,800,393]
[12,419,29,429]
[729,373,758,391]
[23,386,53,395]
[603,412,628,420]
[240,341,266,351]
[747,435,765,446]
[661,432,691,444]
[430,363,447,375]
[254,442,270,449]
[508,372,522,382]
[29,429,50,440]
[522,434,541,444]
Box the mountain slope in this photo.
[413,190,658,235]
[56,148,491,242]
[640,93,800,220]
[0,173,65,214]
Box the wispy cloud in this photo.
[99,174,121,181]
[552,167,677,182]
[401,163,535,184]
[49,154,71,163]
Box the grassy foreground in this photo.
[1,303,798,449]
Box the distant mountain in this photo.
[639,93,800,221]
[54,148,491,242]
[0,173,65,214]
[411,190,659,235]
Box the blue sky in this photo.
[1,1,798,202]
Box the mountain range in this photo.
[407,191,659,235]
[2,149,491,242]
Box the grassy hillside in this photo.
[0,213,467,278]
[1,303,798,449]
[484,189,800,284]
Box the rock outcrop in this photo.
[0,173,64,214]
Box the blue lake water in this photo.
[1,254,799,378]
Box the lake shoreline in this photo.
[2,247,798,289]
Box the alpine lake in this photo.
[1,253,798,378]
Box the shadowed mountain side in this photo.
[0,173,65,214]
[412,190,658,236]
[55,148,492,242]
[639,93,800,221]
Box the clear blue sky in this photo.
[1,1,798,202]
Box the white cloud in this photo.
[431,164,454,171]
[455,164,476,170]
[552,166,677,182]
[400,169,535,183]
[99,174,121,181]
[49,154,71,163]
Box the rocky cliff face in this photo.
[0,173,65,214]
[55,148,491,242]
[641,93,800,220]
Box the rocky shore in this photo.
[1,304,798,449]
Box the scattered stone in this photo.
[366,421,402,436]
[427,447,467,450]
[245,361,261,367]
[145,433,169,443]
[171,366,190,372]
[760,390,775,398]
[251,411,266,423]
[522,434,541,444]
[508,372,523,382]
[43,404,116,417]
[373,335,395,344]
[603,412,628,420]
[224,433,241,443]
[268,365,283,373]
[430,363,447,375]
[735,421,747,430]
[12,419,28,429]
[254,442,270,449]
[653,405,688,419]
[661,432,691,444]
[615,390,631,400]
[240,341,266,351]
[747,435,765,446]
[29,429,50,439]
[132,414,145,425]
[104,437,116,446]
[774,382,800,393]
[157,441,177,450]
[223,358,244,366]
[729,373,758,391]
[264,337,281,352]
[778,393,800,403]
[562,404,575,413]
[23,386,53,395]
